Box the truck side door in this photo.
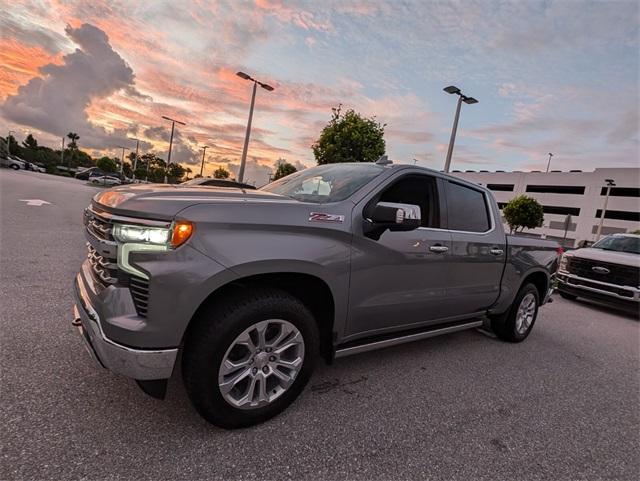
[346,173,453,339]
[442,180,506,316]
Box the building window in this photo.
[594,210,640,222]
[543,205,581,216]
[526,185,585,194]
[549,220,577,232]
[590,225,628,235]
[599,187,640,197]
[486,184,514,192]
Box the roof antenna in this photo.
[376,155,392,165]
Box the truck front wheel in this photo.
[182,288,319,429]
[491,283,540,343]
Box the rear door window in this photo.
[445,181,491,232]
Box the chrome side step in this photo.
[334,320,483,359]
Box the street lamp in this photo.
[7,130,14,155]
[595,178,616,241]
[161,115,185,184]
[546,153,554,173]
[116,145,130,175]
[236,71,274,182]
[443,85,478,173]
[200,145,208,177]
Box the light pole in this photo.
[236,71,274,182]
[60,136,65,166]
[162,115,186,183]
[199,145,208,177]
[117,145,129,175]
[7,130,14,155]
[443,85,478,173]
[595,178,616,241]
[132,138,140,179]
[546,152,554,173]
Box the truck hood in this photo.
[566,247,640,268]
[92,183,294,221]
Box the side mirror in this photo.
[365,202,421,239]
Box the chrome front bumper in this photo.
[72,273,178,380]
[557,271,640,302]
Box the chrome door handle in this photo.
[490,248,504,255]
[429,245,449,253]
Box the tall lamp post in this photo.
[7,130,14,155]
[117,145,130,175]
[595,178,616,241]
[199,145,208,177]
[545,152,554,173]
[236,71,274,182]
[131,138,140,179]
[443,85,478,173]
[162,115,186,183]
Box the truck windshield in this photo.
[261,163,385,203]
[592,236,640,254]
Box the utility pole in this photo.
[546,152,554,173]
[60,137,65,167]
[236,71,274,182]
[595,179,616,241]
[443,86,478,173]
[117,146,129,175]
[161,115,186,184]
[132,139,140,179]
[200,145,208,177]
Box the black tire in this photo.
[10,164,19,170]
[491,283,540,343]
[182,287,319,429]
[559,291,577,301]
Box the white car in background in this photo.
[89,174,122,186]
[1,156,26,170]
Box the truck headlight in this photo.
[112,220,194,279]
[113,224,170,245]
[559,254,569,272]
[112,220,193,248]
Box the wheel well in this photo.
[522,271,548,301]
[190,273,336,363]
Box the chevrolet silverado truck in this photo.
[73,161,560,429]
[557,233,639,313]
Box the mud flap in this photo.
[135,379,168,400]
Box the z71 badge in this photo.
[309,212,345,223]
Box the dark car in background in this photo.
[181,177,256,189]
[76,167,106,180]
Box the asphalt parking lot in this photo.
[1,168,639,481]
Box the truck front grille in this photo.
[129,276,150,317]
[85,211,114,241]
[87,244,118,290]
[567,257,639,287]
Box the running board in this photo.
[334,320,483,359]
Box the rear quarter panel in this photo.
[491,235,559,313]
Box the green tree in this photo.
[22,134,38,149]
[503,195,544,234]
[0,137,8,158]
[97,156,117,172]
[273,160,297,180]
[630,229,640,235]
[213,166,230,179]
[66,132,79,149]
[312,105,386,164]
[166,162,186,183]
[6,135,18,155]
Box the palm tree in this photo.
[67,132,79,149]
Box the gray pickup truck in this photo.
[73,162,560,428]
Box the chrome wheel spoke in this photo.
[218,319,305,410]
[516,293,536,334]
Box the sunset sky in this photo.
[1,0,638,185]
